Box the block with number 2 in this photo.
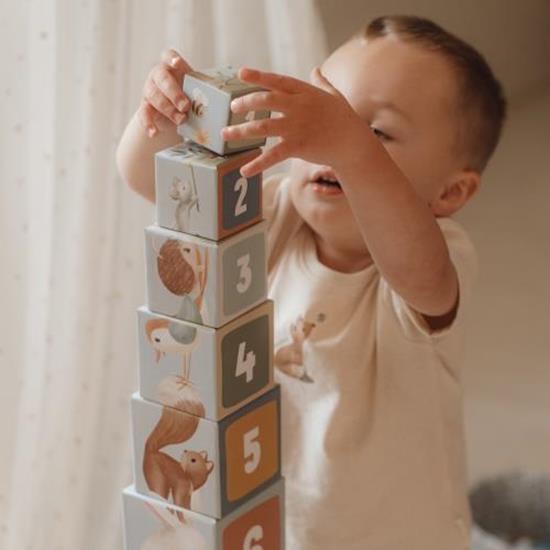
[155,141,263,241]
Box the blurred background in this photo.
[1,0,548,548]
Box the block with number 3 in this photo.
[138,300,274,421]
[145,220,267,328]
[122,477,285,549]
[155,142,263,241]
[131,386,281,519]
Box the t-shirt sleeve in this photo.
[378,217,478,341]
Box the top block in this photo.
[178,66,271,155]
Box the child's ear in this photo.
[431,170,480,216]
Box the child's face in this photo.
[289,35,471,251]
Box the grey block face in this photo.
[221,314,270,409]
[122,479,285,550]
[137,301,274,421]
[221,169,261,231]
[222,231,267,317]
[145,222,267,328]
[178,66,271,155]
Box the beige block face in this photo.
[137,300,274,421]
[144,221,267,328]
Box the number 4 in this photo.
[235,341,256,383]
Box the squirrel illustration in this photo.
[274,315,319,383]
[143,376,214,517]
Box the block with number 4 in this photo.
[138,300,274,421]
[178,66,271,155]
[122,477,285,549]
[131,386,281,519]
[145,220,266,328]
[155,142,263,241]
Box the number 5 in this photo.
[243,426,261,474]
[243,525,264,550]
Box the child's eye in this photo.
[370,126,392,141]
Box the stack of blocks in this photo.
[122,66,285,549]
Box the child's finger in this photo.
[221,117,285,142]
[240,143,289,177]
[231,90,287,114]
[238,67,306,94]
[143,78,187,125]
[152,65,190,113]
[138,100,159,138]
[160,48,193,80]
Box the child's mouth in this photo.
[310,176,343,196]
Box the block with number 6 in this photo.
[155,142,263,241]
[145,221,266,328]
[122,477,285,549]
[131,386,281,519]
[138,300,274,421]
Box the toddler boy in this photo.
[116,14,506,550]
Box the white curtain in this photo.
[0,1,327,548]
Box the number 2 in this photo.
[235,341,256,383]
[243,525,264,550]
[243,426,261,474]
[234,177,248,217]
[236,253,252,293]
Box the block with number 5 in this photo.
[145,220,267,328]
[122,477,285,549]
[137,300,274,421]
[155,142,263,241]
[131,386,281,519]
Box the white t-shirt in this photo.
[264,174,477,550]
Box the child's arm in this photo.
[116,49,192,203]
[222,68,458,323]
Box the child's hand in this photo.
[139,49,193,138]
[221,67,368,177]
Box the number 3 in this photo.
[243,525,264,550]
[243,426,261,474]
[234,176,248,217]
[236,253,252,293]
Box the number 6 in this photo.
[243,525,264,550]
